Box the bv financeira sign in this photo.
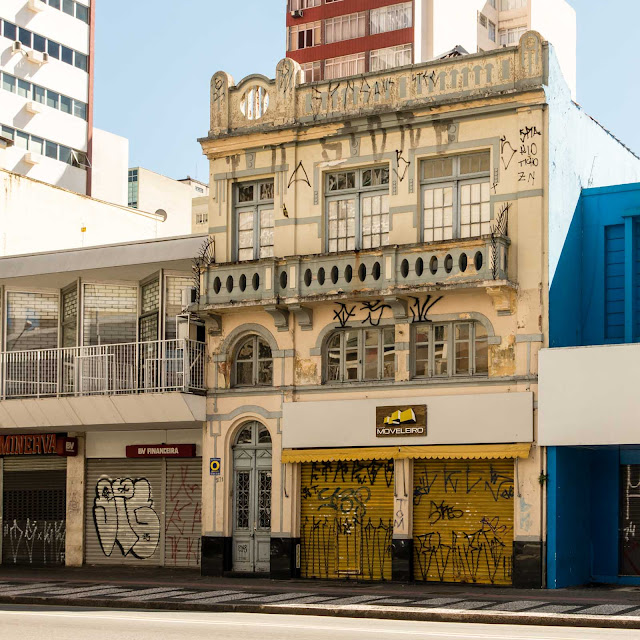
[375,405,427,438]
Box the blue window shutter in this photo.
[605,224,625,341]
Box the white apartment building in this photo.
[0,0,94,195]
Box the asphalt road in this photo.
[1,606,640,639]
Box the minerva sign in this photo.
[375,405,427,438]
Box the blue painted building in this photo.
[541,183,640,588]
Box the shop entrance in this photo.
[232,422,272,573]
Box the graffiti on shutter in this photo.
[93,477,161,559]
[165,459,202,567]
[413,459,514,585]
[620,465,640,576]
[300,459,394,581]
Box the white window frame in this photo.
[412,321,489,379]
[325,327,396,383]
[369,2,412,36]
[325,12,366,44]
[499,26,527,46]
[324,52,365,79]
[301,61,322,83]
[369,44,412,72]
[289,0,320,10]
[235,180,275,261]
[288,21,321,51]
[420,152,491,243]
[325,167,390,253]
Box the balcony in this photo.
[0,339,205,400]
[202,236,510,310]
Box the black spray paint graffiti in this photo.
[3,519,65,565]
[333,303,357,328]
[491,202,510,280]
[394,150,411,182]
[93,477,161,560]
[212,77,225,105]
[500,136,517,171]
[409,295,443,323]
[303,460,395,499]
[288,161,311,188]
[360,300,391,327]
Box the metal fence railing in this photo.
[0,339,206,399]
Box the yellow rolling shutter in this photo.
[300,459,394,581]
[413,459,514,585]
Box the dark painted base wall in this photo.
[392,538,412,581]
[271,537,300,579]
[201,536,231,577]
[512,541,543,588]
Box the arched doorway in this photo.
[232,422,272,573]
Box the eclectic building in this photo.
[195,33,640,585]
[541,183,640,587]
[0,234,207,568]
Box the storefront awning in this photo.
[281,443,532,464]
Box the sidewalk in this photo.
[0,566,639,629]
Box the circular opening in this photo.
[358,263,367,282]
[459,253,468,273]
[304,269,312,287]
[415,257,424,277]
[213,277,221,294]
[372,262,381,281]
[279,271,288,290]
[429,256,438,275]
[239,274,247,292]
[226,275,234,293]
[344,265,353,283]
[444,254,453,273]
[252,273,260,291]
[474,251,484,272]
[331,265,339,284]
[401,259,409,278]
[318,267,326,286]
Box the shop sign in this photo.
[0,433,61,456]
[375,405,427,438]
[126,444,196,458]
[56,437,78,457]
[210,458,221,475]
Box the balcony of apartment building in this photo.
[0,235,208,432]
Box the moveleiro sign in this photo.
[375,405,427,437]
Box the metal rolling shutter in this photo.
[300,459,394,581]
[621,464,640,575]
[2,456,67,566]
[85,459,164,566]
[165,458,202,568]
[413,459,514,585]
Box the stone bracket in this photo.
[384,296,409,322]
[265,305,290,332]
[487,286,517,316]
[207,314,223,336]
[290,304,313,331]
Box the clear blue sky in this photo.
[94,0,638,183]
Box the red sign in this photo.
[0,434,58,456]
[126,444,196,458]
[56,437,78,457]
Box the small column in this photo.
[65,433,85,567]
[392,458,413,581]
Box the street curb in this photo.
[1,594,639,630]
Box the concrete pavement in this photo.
[2,606,640,640]
[0,567,640,629]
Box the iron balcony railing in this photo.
[0,339,206,400]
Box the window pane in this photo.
[50,0,61,7]
[1,126,15,141]
[63,0,74,15]
[59,145,72,164]
[45,140,58,159]
[48,41,60,59]
[236,362,253,386]
[237,339,254,360]
[259,181,274,200]
[258,339,271,360]
[238,184,254,202]
[30,136,44,155]
[258,360,273,385]
[76,3,89,22]
[61,46,74,65]
[60,95,72,114]
[47,90,59,109]
[33,34,46,52]
[3,22,17,41]
[74,51,88,71]
[433,325,448,376]
[455,340,470,374]
[2,74,16,93]
[33,85,45,103]
[18,28,32,48]
[475,338,489,374]
[15,131,29,150]
[73,100,87,119]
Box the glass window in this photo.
[18,28,32,48]
[47,90,59,109]
[58,145,72,164]
[17,79,30,99]
[62,0,74,15]
[49,0,61,8]
[5,291,59,352]
[76,3,89,22]
[370,44,412,72]
[326,167,390,252]
[488,21,496,42]
[301,61,322,83]
[33,85,45,103]
[73,100,87,120]
[234,336,273,387]
[61,45,74,65]
[15,131,29,150]
[48,40,60,59]
[325,12,366,44]
[1,126,15,142]
[235,180,275,261]
[60,95,73,114]
[30,136,44,155]
[33,34,46,52]
[325,327,395,383]
[325,53,365,79]
[421,152,492,242]
[3,22,17,41]
[412,321,489,379]
[288,21,321,51]
[45,140,58,159]
[370,2,412,35]
[2,74,16,93]
[74,51,88,72]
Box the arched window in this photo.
[234,335,273,386]
[325,327,395,383]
